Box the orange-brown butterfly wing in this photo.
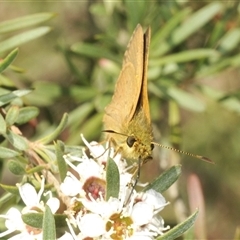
[103,25,144,132]
[138,27,151,124]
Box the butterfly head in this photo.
[124,134,154,162]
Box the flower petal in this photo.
[79,213,105,237]
[18,183,38,207]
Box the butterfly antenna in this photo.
[152,142,214,164]
[102,130,128,137]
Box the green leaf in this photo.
[221,97,240,113]
[197,54,240,78]
[68,102,95,128]
[71,42,120,63]
[22,212,43,228]
[16,106,39,125]
[26,81,61,106]
[0,27,51,54]
[0,89,32,106]
[0,74,15,88]
[125,1,147,30]
[43,205,56,240]
[0,12,56,34]
[151,8,192,55]
[157,210,199,240]
[0,113,6,134]
[106,158,120,200]
[167,87,205,112]
[26,165,47,174]
[150,49,219,66]
[6,130,28,151]
[0,183,19,195]
[69,86,98,102]
[8,160,25,175]
[5,105,19,126]
[55,140,67,182]
[79,112,103,141]
[218,28,240,54]
[0,146,19,158]
[38,113,68,144]
[0,192,15,208]
[171,2,223,46]
[143,165,181,193]
[0,48,18,73]
[22,212,67,229]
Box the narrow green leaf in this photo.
[0,48,18,73]
[58,40,88,84]
[197,54,240,78]
[16,106,39,125]
[218,28,240,54]
[22,212,67,229]
[67,102,95,127]
[43,205,56,240]
[167,87,205,112]
[144,165,181,193]
[0,192,15,208]
[221,97,240,113]
[25,165,47,174]
[0,113,7,134]
[69,86,98,102]
[71,42,120,63]
[150,49,219,66]
[22,212,43,229]
[172,2,223,46]
[0,183,19,195]
[0,146,19,158]
[157,210,199,240]
[5,105,19,126]
[6,130,28,151]
[151,8,192,54]
[106,158,120,200]
[125,1,147,30]
[26,82,61,106]
[79,112,103,141]
[8,160,25,175]
[0,74,15,88]
[0,89,32,106]
[0,27,51,54]
[38,113,68,144]
[55,140,67,182]
[0,12,56,34]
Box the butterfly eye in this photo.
[151,143,154,150]
[127,136,136,148]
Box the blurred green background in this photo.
[0,1,240,239]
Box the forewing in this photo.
[139,27,151,124]
[103,24,144,131]
[103,64,136,132]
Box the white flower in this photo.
[78,213,106,238]
[131,201,154,226]
[19,177,60,214]
[0,176,60,240]
[60,136,170,239]
[60,172,84,197]
[0,207,42,240]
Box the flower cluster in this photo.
[0,135,170,239]
[60,135,170,239]
[0,177,60,240]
